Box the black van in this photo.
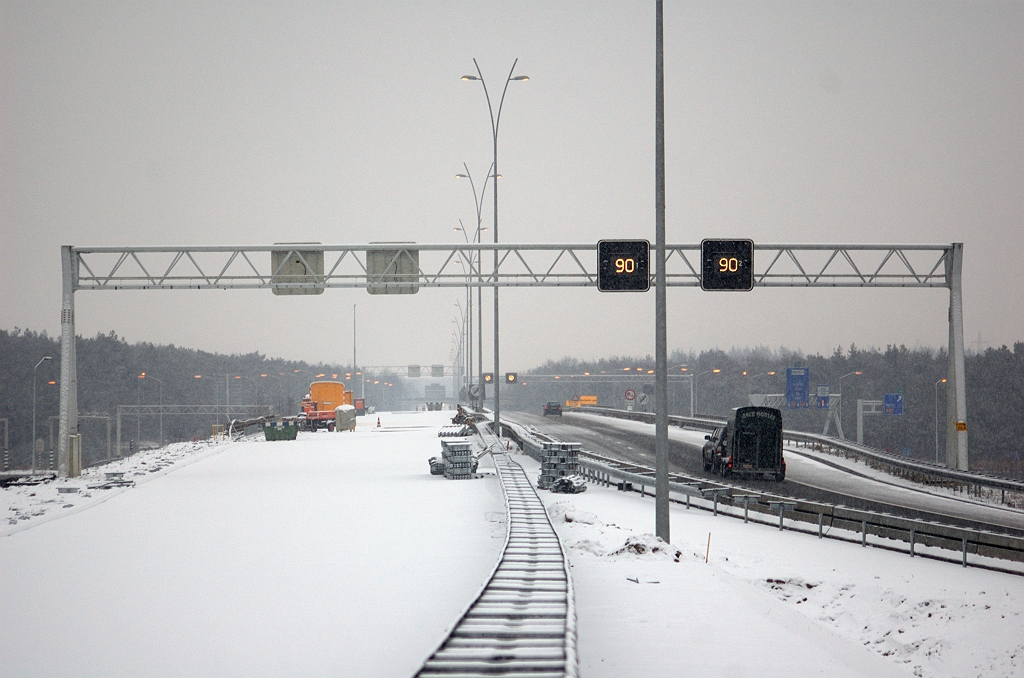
[702,406,785,481]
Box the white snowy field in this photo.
[0,411,506,678]
[510,450,1024,678]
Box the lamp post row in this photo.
[462,58,529,435]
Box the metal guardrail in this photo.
[576,406,1024,498]
[503,418,1024,571]
[415,421,578,677]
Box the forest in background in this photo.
[2,328,1022,479]
[0,328,414,468]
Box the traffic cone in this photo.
[376,417,381,428]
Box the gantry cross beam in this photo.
[58,242,967,477]
[69,243,954,290]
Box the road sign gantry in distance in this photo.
[597,240,650,292]
[701,239,754,291]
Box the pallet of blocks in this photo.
[437,424,474,438]
[537,441,582,489]
[440,440,479,480]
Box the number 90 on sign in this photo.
[701,239,754,291]
[597,240,650,292]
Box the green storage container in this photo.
[263,421,299,441]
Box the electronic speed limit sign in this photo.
[701,239,754,291]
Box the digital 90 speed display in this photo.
[597,240,650,292]
[701,239,754,291]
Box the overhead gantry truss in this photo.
[57,242,968,478]
[69,243,954,291]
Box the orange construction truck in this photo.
[300,381,353,431]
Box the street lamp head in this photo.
[43,356,52,361]
[512,76,529,81]
[712,369,721,373]
[855,371,863,375]
[461,75,479,81]
[455,174,469,178]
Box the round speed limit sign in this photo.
[624,389,637,401]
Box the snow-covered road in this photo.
[1,411,505,677]
[541,411,1024,530]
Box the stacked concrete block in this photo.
[438,424,474,438]
[537,442,581,489]
[441,440,478,480]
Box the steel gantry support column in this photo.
[946,242,968,471]
[58,246,79,477]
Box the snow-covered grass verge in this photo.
[512,451,1024,678]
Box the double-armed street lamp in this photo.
[32,356,53,473]
[692,369,721,418]
[462,58,529,434]
[454,163,494,407]
[232,375,259,409]
[741,371,764,396]
[453,300,470,393]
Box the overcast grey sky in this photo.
[2,1,1022,370]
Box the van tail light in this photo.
[726,455,733,469]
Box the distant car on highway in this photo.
[544,401,562,416]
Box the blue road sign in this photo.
[786,368,810,409]
[816,384,830,409]
[884,393,904,416]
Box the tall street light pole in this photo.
[456,163,493,409]
[453,301,469,393]
[462,59,528,436]
[32,356,52,473]
[653,0,670,543]
[692,369,721,417]
[935,377,947,463]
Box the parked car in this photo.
[544,401,562,416]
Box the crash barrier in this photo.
[227,416,270,440]
[576,449,1024,571]
[577,406,1024,505]
[414,437,579,677]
